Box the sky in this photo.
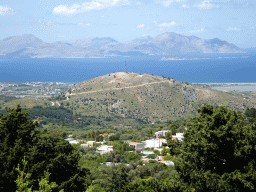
[0,0,255,48]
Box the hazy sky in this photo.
[0,0,255,48]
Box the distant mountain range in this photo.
[0,33,245,58]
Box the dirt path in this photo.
[69,80,172,96]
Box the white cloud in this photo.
[79,23,83,25]
[86,23,90,26]
[227,27,240,31]
[158,21,177,27]
[162,0,185,6]
[0,5,16,16]
[137,24,145,28]
[194,1,219,9]
[53,0,129,15]
[188,28,205,33]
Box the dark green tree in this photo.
[124,177,181,192]
[175,105,256,191]
[106,165,129,192]
[0,105,92,192]
[27,135,92,192]
[167,139,182,156]
[0,105,41,192]
[245,108,256,124]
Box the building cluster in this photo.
[0,82,72,98]
[65,130,184,166]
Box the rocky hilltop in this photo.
[0,32,245,58]
[63,72,255,123]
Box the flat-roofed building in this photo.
[145,138,167,148]
[126,141,145,151]
[172,133,184,141]
[154,130,171,138]
[96,145,113,155]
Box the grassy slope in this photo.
[63,72,256,123]
[1,72,255,130]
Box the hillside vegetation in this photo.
[63,72,256,124]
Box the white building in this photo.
[165,161,174,166]
[87,141,96,146]
[65,138,74,141]
[96,145,113,155]
[145,138,167,148]
[154,130,171,138]
[65,138,80,145]
[141,151,155,155]
[172,133,184,141]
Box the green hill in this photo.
[1,72,255,130]
[62,72,256,125]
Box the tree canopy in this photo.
[0,105,92,192]
[0,105,41,192]
[174,105,256,191]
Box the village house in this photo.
[87,141,96,146]
[96,145,113,155]
[141,151,155,155]
[65,138,80,145]
[172,133,184,141]
[145,138,167,148]
[154,130,171,138]
[165,161,174,166]
[126,141,145,151]
[155,155,165,161]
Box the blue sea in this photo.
[0,52,256,83]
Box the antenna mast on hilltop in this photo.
[125,61,127,73]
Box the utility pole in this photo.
[125,61,127,73]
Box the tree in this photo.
[0,105,41,192]
[108,165,129,192]
[167,139,182,156]
[175,105,256,191]
[124,177,181,192]
[27,135,92,192]
[0,105,92,192]
[15,156,64,192]
[245,108,256,124]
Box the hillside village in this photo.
[0,82,73,98]
[65,129,183,166]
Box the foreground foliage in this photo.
[1,105,256,191]
[174,105,256,191]
[0,105,92,192]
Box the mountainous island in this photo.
[0,32,245,58]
